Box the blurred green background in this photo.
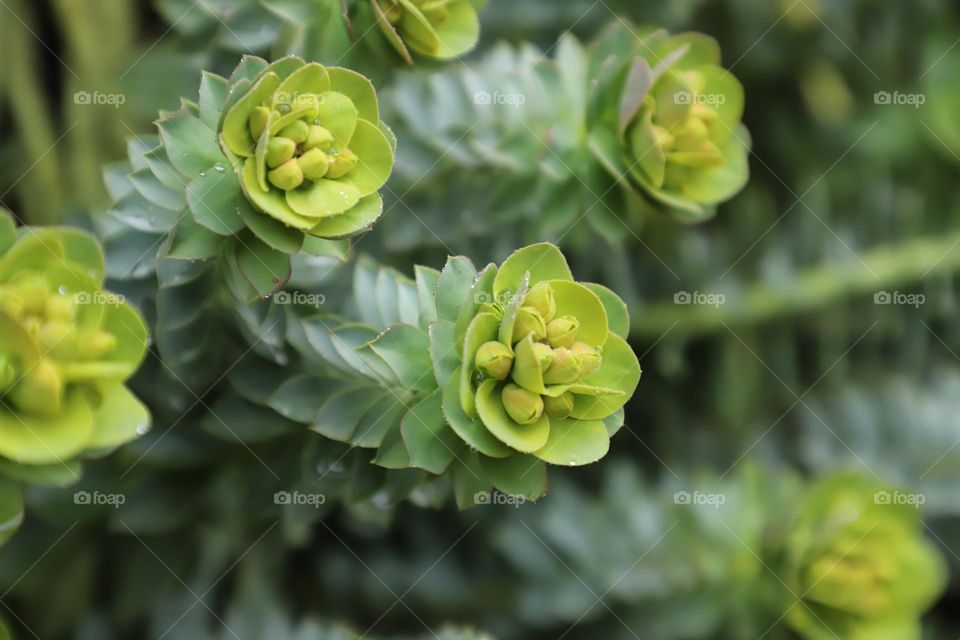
[2,0,960,638]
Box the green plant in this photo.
[0,210,149,545]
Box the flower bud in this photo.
[475,341,513,380]
[523,282,556,323]
[83,330,118,359]
[278,120,310,144]
[542,347,581,385]
[297,148,330,181]
[543,391,575,419]
[304,125,335,152]
[265,137,297,169]
[45,295,75,323]
[268,159,305,191]
[382,0,403,24]
[511,306,546,344]
[546,315,579,349]
[248,106,271,140]
[39,321,76,354]
[530,341,555,371]
[570,342,601,379]
[421,3,450,23]
[9,359,63,418]
[325,147,359,179]
[501,383,544,425]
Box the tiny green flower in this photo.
[0,213,150,467]
[218,57,395,237]
[451,243,642,468]
[782,473,946,640]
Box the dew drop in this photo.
[57,285,68,295]
[136,424,150,436]
[213,163,226,173]
[271,277,279,284]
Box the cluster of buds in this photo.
[0,217,149,466]
[474,282,604,424]
[372,0,481,61]
[220,58,394,231]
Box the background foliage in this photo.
[2,0,960,638]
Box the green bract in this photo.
[0,211,150,545]
[591,26,751,222]
[453,244,640,466]
[782,473,946,640]
[373,0,482,62]
[219,56,395,235]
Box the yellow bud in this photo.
[304,125,335,152]
[45,295,76,323]
[523,282,557,323]
[570,342,601,379]
[511,306,546,344]
[297,148,330,181]
[546,316,579,349]
[543,347,581,385]
[543,391,574,419]
[530,341,555,371]
[475,341,513,380]
[9,359,63,417]
[278,120,310,144]
[266,137,297,169]
[325,148,359,179]
[249,106,271,140]
[268,159,305,191]
[501,383,544,425]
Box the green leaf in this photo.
[185,166,246,235]
[353,394,407,448]
[0,390,93,464]
[198,71,230,130]
[308,193,385,239]
[346,119,394,194]
[429,319,459,390]
[373,421,411,469]
[493,243,573,296]
[0,478,23,547]
[459,312,501,417]
[368,324,435,391]
[401,390,463,474]
[0,210,16,255]
[583,283,630,339]
[571,334,641,421]
[480,453,547,500]
[267,374,329,422]
[234,233,292,299]
[436,256,477,322]
[167,215,225,260]
[451,451,491,510]
[236,199,304,253]
[286,179,362,218]
[128,167,184,211]
[87,384,151,451]
[221,71,281,157]
[328,66,380,122]
[443,370,511,458]
[415,266,441,329]
[475,379,549,453]
[534,416,609,466]
[158,110,225,176]
[0,459,81,487]
[311,386,377,442]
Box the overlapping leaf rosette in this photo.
[589,25,751,222]
[276,243,640,507]
[373,0,483,63]
[108,55,395,301]
[780,473,945,640]
[0,211,150,546]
